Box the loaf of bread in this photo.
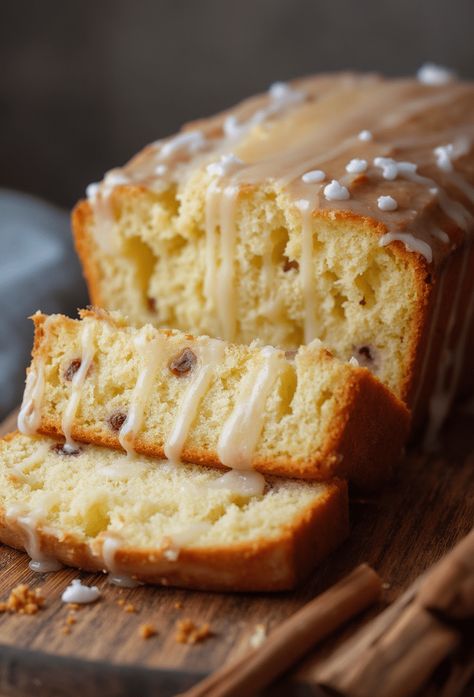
[19,309,409,489]
[73,71,474,438]
[0,432,348,591]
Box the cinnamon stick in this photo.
[177,563,382,697]
[315,529,474,697]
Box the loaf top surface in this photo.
[88,69,474,268]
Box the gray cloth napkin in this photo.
[0,189,88,421]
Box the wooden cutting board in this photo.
[0,405,472,697]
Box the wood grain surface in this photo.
[0,405,472,697]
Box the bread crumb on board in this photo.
[175,618,213,644]
[0,584,45,615]
[139,623,158,639]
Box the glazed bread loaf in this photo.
[73,71,474,437]
[19,310,409,489]
[0,432,348,591]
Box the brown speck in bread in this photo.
[139,623,157,639]
[283,257,299,272]
[284,349,297,361]
[147,297,157,312]
[0,584,45,615]
[64,359,82,381]
[359,297,366,306]
[107,410,128,432]
[353,344,379,370]
[169,348,197,377]
[50,443,82,457]
[175,618,213,644]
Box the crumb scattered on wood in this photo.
[174,601,183,610]
[65,613,77,626]
[175,618,213,645]
[67,603,82,611]
[124,602,137,613]
[139,623,157,639]
[117,598,125,607]
[0,584,45,615]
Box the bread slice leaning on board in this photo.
[19,309,410,490]
[0,432,348,592]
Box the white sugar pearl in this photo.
[358,130,373,142]
[346,159,368,174]
[377,195,398,211]
[155,164,168,176]
[206,153,243,177]
[302,169,326,183]
[323,180,350,201]
[417,63,456,85]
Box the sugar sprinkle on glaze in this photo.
[345,159,368,174]
[323,180,350,201]
[378,195,398,211]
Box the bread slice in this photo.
[72,72,474,432]
[21,310,409,489]
[0,432,348,591]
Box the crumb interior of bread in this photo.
[90,178,421,398]
[0,434,328,548]
[38,315,354,464]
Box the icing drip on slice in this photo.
[102,535,141,587]
[100,455,150,480]
[7,501,62,573]
[203,181,220,315]
[119,331,165,458]
[162,522,211,562]
[18,365,45,436]
[18,315,52,436]
[379,232,433,263]
[417,63,456,85]
[209,469,266,497]
[61,321,96,453]
[297,199,319,343]
[216,186,239,341]
[10,442,50,483]
[86,169,129,254]
[217,346,284,470]
[164,338,226,463]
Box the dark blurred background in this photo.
[1,0,473,209]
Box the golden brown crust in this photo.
[0,476,348,592]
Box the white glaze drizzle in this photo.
[162,521,211,562]
[61,321,96,453]
[297,199,319,343]
[7,501,62,573]
[102,534,141,587]
[209,469,266,497]
[216,186,239,341]
[164,338,226,463]
[203,180,220,315]
[217,346,284,469]
[61,579,101,604]
[18,316,53,436]
[100,456,150,480]
[118,330,165,458]
[379,232,433,263]
[10,442,50,482]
